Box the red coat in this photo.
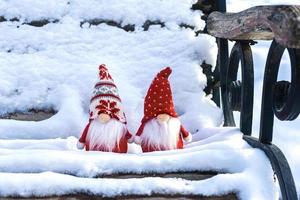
[136,122,190,152]
[79,122,132,153]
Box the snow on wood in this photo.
[0,0,295,199]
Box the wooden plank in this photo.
[0,109,56,121]
[100,171,218,181]
[1,193,238,200]
[0,17,194,32]
[207,5,300,48]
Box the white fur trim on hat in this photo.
[77,141,85,149]
[183,133,192,143]
[134,136,142,145]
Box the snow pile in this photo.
[0,128,249,176]
[0,19,219,139]
[0,172,271,199]
[0,128,277,199]
[0,0,204,30]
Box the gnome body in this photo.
[77,64,132,153]
[135,67,192,152]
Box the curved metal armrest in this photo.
[207,5,300,48]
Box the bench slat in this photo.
[99,172,217,180]
[1,193,238,200]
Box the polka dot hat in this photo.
[141,67,178,123]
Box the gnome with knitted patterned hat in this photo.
[134,67,192,152]
[77,64,133,153]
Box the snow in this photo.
[0,0,299,199]
[0,129,246,176]
[0,20,220,138]
[227,0,300,12]
[0,87,86,139]
[0,0,204,30]
[0,171,274,199]
[0,128,277,199]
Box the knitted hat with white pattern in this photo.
[89,64,126,123]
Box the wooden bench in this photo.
[1,1,299,200]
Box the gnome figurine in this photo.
[134,67,192,152]
[77,64,132,153]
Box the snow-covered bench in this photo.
[0,0,300,200]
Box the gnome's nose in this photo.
[157,114,170,123]
[98,113,111,124]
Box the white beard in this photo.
[86,118,126,151]
[141,117,181,150]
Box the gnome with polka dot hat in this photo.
[134,67,192,152]
[77,64,133,153]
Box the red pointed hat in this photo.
[141,67,178,123]
[89,64,126,123]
